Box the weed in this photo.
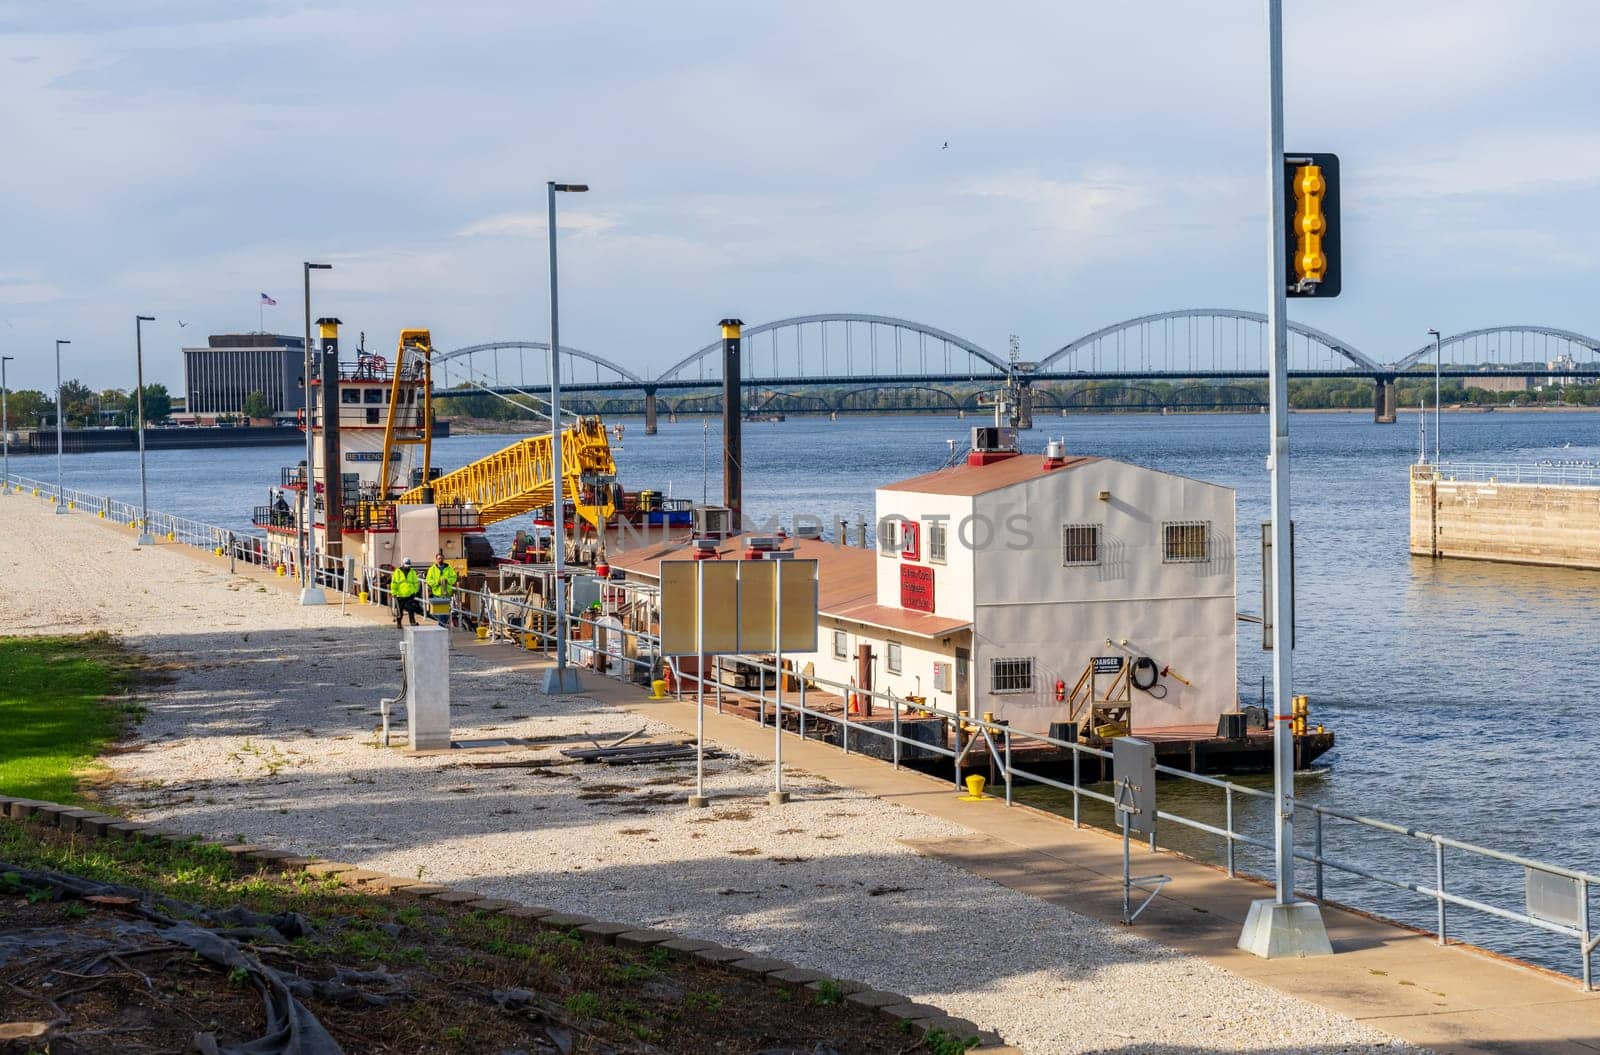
[812,979,847,1006]
[685,990,723,1012]
[565,991,601,1017]
[227,965,250,987]
[60,901,89,920]
[922,1027,980,1054]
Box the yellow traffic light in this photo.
[1292,163,1327,286]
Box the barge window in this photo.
[1061,523,1100,566]
[886,641,902,673]
[341,388,361,404]
[832,630,848,659]
[364,388,384,404]
[878,518,897,556]
[928,520,947,564]
[990,657,1033,694]
[1162,521,1210,563]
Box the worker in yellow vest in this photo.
[425,551,458,627]
[390,558,423,628]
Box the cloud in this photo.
[455,210,620,239]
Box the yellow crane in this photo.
[396,415,617,528]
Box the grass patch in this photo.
[0,632,142,804]
[0,819,960,1053]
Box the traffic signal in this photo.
[1285,152,1340,298]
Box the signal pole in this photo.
[1238,0,1332,959]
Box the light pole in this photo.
[1238,0,1330,958]
[54,339,71,514]
[1427,328,1442,465]
[300,261,332,605]
[541,180,588,695]
[1,354,12,494]
[135,315,155,545]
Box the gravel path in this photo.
[1,496,1415,1053]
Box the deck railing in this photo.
[1417,460,1600,486]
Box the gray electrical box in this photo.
[1113,737,1157,836]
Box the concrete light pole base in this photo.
[136,534,155,547]
[53,505,69,516]
[1237,898,1333,958]
[767,791,790,806]
[298,586,327,606]
[687,795,710,809]
[541,667,582,694]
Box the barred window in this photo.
[928,520,948,564]
[989,657,1033,694]
[886,641,903,673]
[878,518,898,557]
[1163,521,1210,563]
[832,629,848,660]
[1061,523,1100,566]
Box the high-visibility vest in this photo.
[426,563,457,596]
[391,568,420,599]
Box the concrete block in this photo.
[804,977,870,998]
[464,898,520,912]
[575,921,636,946]
[726,956,793,978]
[768,967,827,992]
[879,1001,944,1023]
[333,868,390,887]
[845,989,905,1010]
[302,861,360,878]
[691,946,751,966]
[5,801,43,821]
[106,822,151,841]
[537,912,598,932]
[498,905,557,920]
[1237,898,1334,958]
[428,889,487,905]
[405,624,452,751]
[391,883,450,899]
[614,929,676,950]
[656,938,718,959]
[240,849,298,866]
[220,844,269,859]
[56,810,108,833]
[78,815,120,837]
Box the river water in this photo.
[9,409,1599,976]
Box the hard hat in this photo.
[402,557,412,567]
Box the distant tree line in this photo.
[1,383,172,429]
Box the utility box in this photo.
[405,624,451,750]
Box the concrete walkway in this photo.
[560,659,1600,1054]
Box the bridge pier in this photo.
[1374,375,1397,424]
[643,387,658,435]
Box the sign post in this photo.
[659,558,818,810]
[1112,737,1169,925]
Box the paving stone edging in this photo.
[0,794,1017,1051]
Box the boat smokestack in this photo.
[317,316,344,557]
[1043,437,1068,469]
[720,318,743,530]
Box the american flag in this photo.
[259,292,277,306]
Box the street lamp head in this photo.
[306,262,333,271]
[137,315,155,322]
[56,339,71,347]
[551,183,589,193]
[1427,328,1441,338]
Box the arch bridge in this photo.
[432,314,1600,428]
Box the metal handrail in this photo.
[1423,460,1600,486]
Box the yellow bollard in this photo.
[475,625,489,640]
[67,500,74,510]
[275,564,285,577]
[359,591,370,605]
[650,679,667,699]
[166,531,175,541]
[522,632,538,651]
[97,510,105,518]
[958,775,987,801]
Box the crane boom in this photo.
[396,416,617,528]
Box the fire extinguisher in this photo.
[1054,679,1066,701]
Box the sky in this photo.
[2,0,1598,392]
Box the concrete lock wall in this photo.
[1411,476,1600,570]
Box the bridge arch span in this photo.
[1393,326,1600,370]
[655,314,1006,383]
[436,341,646,387]
[1039,308,1379,373]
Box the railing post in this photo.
[951,718,961,789]
[1225,784,1236,878]
[798,679,806,740]
[1072,743,1081,828]
[842,700,850,755]
[1003,727,1012,806]
[1314,809,1325,901]
[892,696,901,769]
[1582,877,1593,992]
[1435,838,1447,946]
